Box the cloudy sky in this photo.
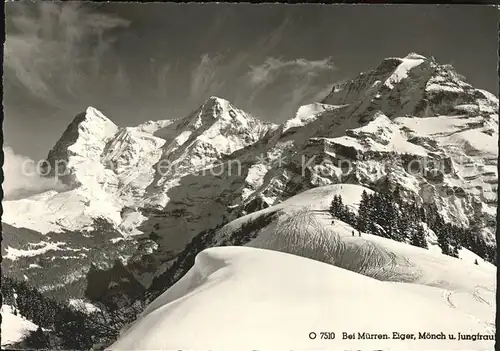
[4,3,499,161]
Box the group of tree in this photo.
[329,188,429,250]
[1,275,145,350]
[2,275,93,349]
[329,185,496,265]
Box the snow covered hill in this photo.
[110,246,495,351]
[2,53,497,307]
[147,184,496,300]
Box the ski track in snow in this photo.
[248,209,421,283]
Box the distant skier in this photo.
[352,230,355,236]
[358,230,361,237]
[332,219,335,225]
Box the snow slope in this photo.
[110,246,495,351]
[241,185,497,285]
[148,184,495,313]
[1,305,38,347]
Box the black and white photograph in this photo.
[1,3,498,350]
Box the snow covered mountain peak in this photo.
[323,52,497,123]
[403,52,428,60]
[206,95,231,107]
[45,106,119,187]
[143,96,278,211]
[188,95,260,128]
[85,106,114,123]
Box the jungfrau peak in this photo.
[234,52,497,243]
[322,52,497,120]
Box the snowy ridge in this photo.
[111,246,495,351]
[282,103,345,134]
[192,184,495,282]
[2,188,122,234]
[133,119,175,134]
[134,183,495,351]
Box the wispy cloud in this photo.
[4,2,129,106]
[248,57,336,86]
[188,52,249,103]
[244,56,337,120]
[185,53,337,122]
[255,16,291,54]
[156,63,171,97]
[112,62,132,98]
[190,53,226,101]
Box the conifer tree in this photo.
[437,224,452,256]
[418,206,427,222]
[357,190,370,232]
[410,224,428,249]
[392,184,402,203]
[410,230,420,248]
[329,195,342,218]
[419,224,429,249]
